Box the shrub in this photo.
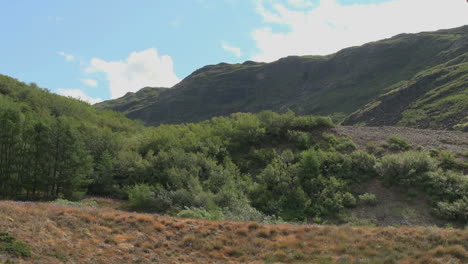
[176,207,224,221]
[152,189,174,212]
[290,115,334,131]
[434,150,466,171]
[335,138,357,153]
[342,192,357,208]
[287,130,313,150]
[347,151,377,182]
[425,170,468,221]
[309,176,353,216]
[0,232,31,257]
[54,199,97,208]
[366,142,385,156]
[424,170,468,202]
[222,199,265,222]
[358,193,378,205]
[126,184,156,211]
[376,151,436,186]
[385,136,411,151]
[435,198,468,221]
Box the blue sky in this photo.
[1,0,467,103]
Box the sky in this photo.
[0,0,467,103]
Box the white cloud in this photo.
[57,89,103,104]
[288,0,314,8]
[252,0,468,62]
[57,51,74,62]
[222,42,242,57]
[86,48,181,99]
[79,78,98,87]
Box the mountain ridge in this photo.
[96,25,468,128]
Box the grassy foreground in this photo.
[1,200,467,264]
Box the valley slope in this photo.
[96,26,468,129]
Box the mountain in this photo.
[96,26,468,128]
[94,87,168,116]
[343,52,468,130]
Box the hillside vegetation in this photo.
[0,74,143,200]
[1,74,467,226]
[96,26,468,129]
[1,200,468,264]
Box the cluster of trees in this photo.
[0,75,138,200]
[0,75,467,223]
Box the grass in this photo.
[1,200,467,263]
[0,231,31,257]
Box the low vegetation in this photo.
[0,231,31,258]
[1,200,467,264]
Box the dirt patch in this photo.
[334,126,467,154]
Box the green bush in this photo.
[222,199,265,222]
[424,170,468,202]
[376,151,436,186]
[385,136,412,151]
[342,192,357,208]
[286,130,313,150]
[347,151,377,182]
[0,232,31,257]
[435,198,468,221]
[335,138,357,153]
[309,176,354,216]
[424,170,468,221]
[433,150,466,171]
[176,207,224,221]
[126,184,156,211]
[366,142,385,156]
[358,193,378,205]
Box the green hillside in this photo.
[95,87,168,115]
[1,74,467,227]
[96,26,468,128]
[343,53,468,130]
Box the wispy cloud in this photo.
[287,0,314,8]
[221,41,242,57]
[57,51,75,62]
[252,0,468,62]
[57,88,103,104]
[79,78,98,87]
[86,48,181,99]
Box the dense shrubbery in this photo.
[376,151,436,186]
[1,75,466,223]
[375,150,468,221]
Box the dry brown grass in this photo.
[1,200,467,264]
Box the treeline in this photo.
[0,75,467,223]
[0,75,139,199]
